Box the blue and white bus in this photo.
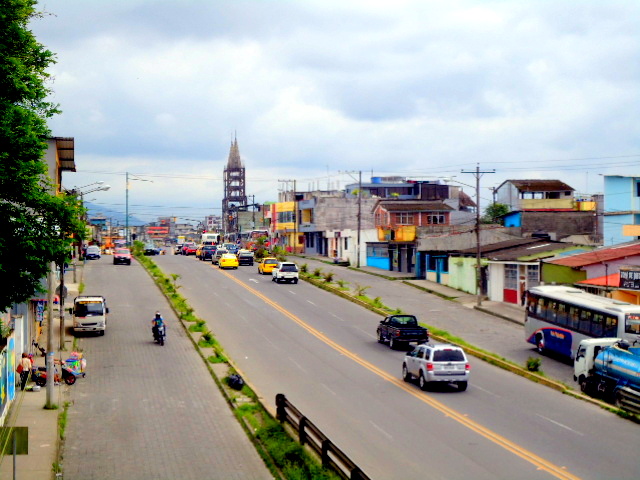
[524,285,640,358]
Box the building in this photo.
[222,138,247,235]
[603,175,640,246]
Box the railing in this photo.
[275,394,370,480]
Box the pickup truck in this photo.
[376,314,429,350]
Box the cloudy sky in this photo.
[32,0,640,223]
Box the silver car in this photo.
[402,343,469,391]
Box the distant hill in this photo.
[84,201,145,227]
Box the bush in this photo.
[353,283,370,297]
[312,268,323,278]
[323,272,334,283]
[336,279,349,289]
[300,263,308,274]
[526,357,541,372]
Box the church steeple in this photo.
[222,135,247,235]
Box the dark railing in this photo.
[275,394,370,480]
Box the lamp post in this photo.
[125,172,153,245]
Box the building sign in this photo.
[619,266,640,290]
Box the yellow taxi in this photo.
[258,257,279,275]
[218,253,239,269]
[195,245,204,258]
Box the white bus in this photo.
[201,233,220,245]
[524,285,640,358]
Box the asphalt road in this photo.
[62,257,272,480]
[155,253,640,480]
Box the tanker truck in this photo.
[574,338,640,414]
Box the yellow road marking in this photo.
[218,269,580,480]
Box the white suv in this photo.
[272,262,299,284]
[402,343,469,391]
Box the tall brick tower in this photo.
[222,137,247,235]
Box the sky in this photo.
[31,0,640,224]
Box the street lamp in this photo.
[125,172,153,245]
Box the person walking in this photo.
[17,353,33,391]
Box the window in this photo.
[591,313,604,336]
[604,315,618,337]
[397,212,414,225]
[504,265,518,290]
[568,306,580,330]
[427,214,445,225]
[579,309,593,334]
[556,303,568,326]
[367,245,389,257]
[527,265,540,287]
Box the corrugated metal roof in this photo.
[54,137,75,172]
[499,179,574,192]
[457,238,574,260]
[548,242,640,267]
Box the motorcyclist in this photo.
[151,311,165,341]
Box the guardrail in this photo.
[275,394,370,480]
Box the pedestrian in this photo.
[17,353,33,391]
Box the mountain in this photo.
[84,201,145,227]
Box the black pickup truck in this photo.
[376,314,429,350]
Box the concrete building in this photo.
[603,175,640,246]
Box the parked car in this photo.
[237,249,254,266]
[218,253,239,269]
[258,257,279,275]
[85,245,101,260]
[211,249,228,265]
[197,245,217,261]
[402,343,470,391]
[377,314,429,350]
[181,242,197,255]
[113,248,132,265]
[272,262,299,283]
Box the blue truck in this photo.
[574,338,640,414]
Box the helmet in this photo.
[155,312,161,318]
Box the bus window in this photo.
[625,314,640,334]
[546,301,558,323]
[591,313,604,336]
[568,306,580,330]
[556,303,568,326]
[536,298,545,317]
[579,309,592,334]
[604,316,618,337]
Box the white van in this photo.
[70,296,109,336]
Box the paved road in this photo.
[156,254,640,480]
[62,257,272,480]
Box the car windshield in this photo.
[115,249,129,255]
[75,301,104,316]
[265,259,278,265]
[280,264,298,272]
[433,349,465,362]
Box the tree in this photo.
[481,202,510,225]
[0,0,86,311]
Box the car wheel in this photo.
[99,330,105,336]
[457,381,468,391]
[536,335,545,354]
[377,331,385,344]
[389,337,396,350]
[402,364,411,382]
[418,372,428,391]
[293,279,298,284]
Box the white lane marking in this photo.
[307,300,317,306]
[356,328,376,339]
[535,414,584,436]
[472,384,500,397]
[288,290,296,295]
[369,420,393,440]
[289,357,307,373]
[321,383,337,396]
[330,313,345,322]
[249,278,259,283]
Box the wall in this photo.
[604,176,640,246]
[447,257,479,294]
[542,263,586,284]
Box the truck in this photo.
[376,314,429,350]
[574,337,640,414]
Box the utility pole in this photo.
[462,164,495,307]
[357,170,362,268]
[125,171,129,245]
[46,262,55,408]
[293,179,298,254]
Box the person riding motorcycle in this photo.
[151,312,165,341]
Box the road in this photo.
[154,253,640,480]
[62,257,272,480]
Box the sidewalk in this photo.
[0,264,81,480]
[296,254,526,325]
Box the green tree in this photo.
[0,0,86,311]
[481,202,510,225]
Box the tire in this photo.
[64,374,76,386]
[99,330,105,336]
[402,364,411,382]
[160,337,164,346]
[536,335,545,354]
[35,376,46,387]
[293,279,298,284]
[389,337,397,350]
[457,381,468,391]
[418,372,428,391]
[377,331,385,343]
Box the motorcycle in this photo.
[31,363,79,386]
[153,324,166,346]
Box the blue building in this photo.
[603,175,640,246]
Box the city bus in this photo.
[201,233,220,245]
[524,285,640,358]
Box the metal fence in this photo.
[275,393,370,480]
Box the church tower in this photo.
[222,137,247,235]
